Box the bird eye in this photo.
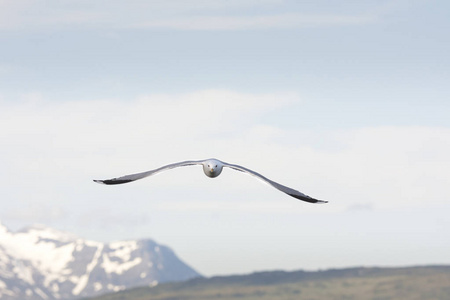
[208,165,210,167]
[215,165,217,167]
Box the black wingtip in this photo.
[93,179,133,185]
[288,193,328,204]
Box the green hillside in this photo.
[85,266,450,300]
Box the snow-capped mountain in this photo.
[0,222,200,300]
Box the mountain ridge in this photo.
[0,222,200,300]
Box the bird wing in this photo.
[222,162,328,204]
[94,160,205,185]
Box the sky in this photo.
[0,0,449,276]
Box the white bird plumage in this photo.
[94,158,327,204]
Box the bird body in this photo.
[94,158,327,204]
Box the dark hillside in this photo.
[86,265,450,300]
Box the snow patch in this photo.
[0,222,9,235]
[149,280,158,287]
[94,282,103,292]
[69,276,79,284]
[85,240,102,248]
[34,288,48,299]
[72,275,89,296]
[25,225,77,242]
[72,244,103,296]
[108,240,138,261]
[13,260,34,285]
[101,254,142,275]
[107,284,125,292]
[75,243,84,252]
[0,247,10,266]
[0,289,15,297]
[0,225,76,287]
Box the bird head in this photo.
[202,159,223,178]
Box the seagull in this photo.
[94,158,327,204]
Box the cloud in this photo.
[0,91,449,225]
[130,13,375,31]
[0,0,106,30]
[0,1,376,31]
[309,126,450,209]
[0,89,295,198]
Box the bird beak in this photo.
[210,169,214,173]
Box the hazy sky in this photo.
[1,0,449,276]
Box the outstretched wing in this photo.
[94,160,205,185]
[222,162,327,204]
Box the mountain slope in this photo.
[86,266,450,300]
[0,223,200,300]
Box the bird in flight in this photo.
[94,158,327,204]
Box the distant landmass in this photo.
[0,222,200,300]
[85,265,450,300]
[1,221,449,300]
